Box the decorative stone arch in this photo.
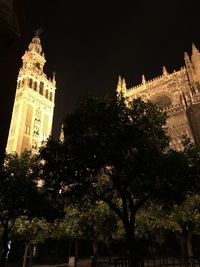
[34,81,37,91]
[29,78,33,89]
[139,93,149,101]
[149,92,172,108]
[21,78,25,87]
[39,81,44,95]
[45,89,49,99]
[49,92,53,101]
[17,80,21,89]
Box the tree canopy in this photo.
[40,95,172,257]
[0,151,64,266]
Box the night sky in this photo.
[17,1,200,138]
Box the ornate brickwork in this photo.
[117,44,200,150]
[6,33,56,155]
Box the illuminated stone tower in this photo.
[6,33,56,155]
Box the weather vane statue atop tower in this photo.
[33,27,44,37]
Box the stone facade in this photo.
[117,44,200,150]
[6,33,56,155]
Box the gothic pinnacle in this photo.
[117,75,122,87]
[122,78,126,88]
[184,52,189,60]
[192,43,199,54]
[116,75,123,95]
[142,74,146,84]
[162,66,168,76]
[184,52,191,66]
[52,72,56,85]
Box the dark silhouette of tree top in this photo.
[40,94,170,258]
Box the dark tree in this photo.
[40,95,170,257]
[158,137,200,207]
[0,151,63,267]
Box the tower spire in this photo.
[28,34,43,55]
[142,74,146,84]
[116,75,126,97]
[162,66,168,76]
[184,52,190,63]
[116,75,122,95]
[52,71,56,86]
[117,75,122,87]
[192,43,199,55]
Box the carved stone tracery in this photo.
[117,44,200,150]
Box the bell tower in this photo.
[6,32,56,155]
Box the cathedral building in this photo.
[6,33,56,155]
[117,44,200,150]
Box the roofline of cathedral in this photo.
[117,42,200,96]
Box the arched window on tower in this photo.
[35,62,40,70]
[34,81,37,91]
[29,78,33,89]
[197,82,200,92]
[17,80,21,89]
[49,92,52,101]
[45,89,49,99]
[39,82,44,95]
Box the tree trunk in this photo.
[91,238,99,267]
[186,233,193,257]
[177,231,193,257]
[0,223,9,267]
[123,219,136,257]
[75,240,78,260]
[123,220,142,267]
[68,239,72,259]
[105,238,112,264]
[176,233,186,257]
[126,233,136,258]
[22,240,32,267]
